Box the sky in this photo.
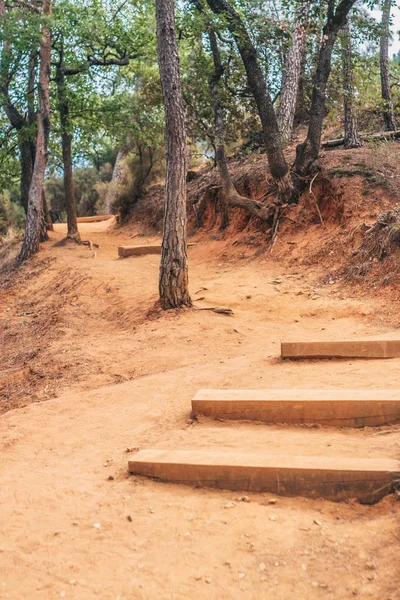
[372,5,400,57]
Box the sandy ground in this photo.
[0,220,399,599]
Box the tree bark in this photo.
[56,62,80,240]
[277,1,310,144]
[341,21,362,148]
[105,149,126,214]
[205,0,292,198]
[208,30,275,226]
[295,0,358,177]
[156,0,191,309]
[380,0,396,131]
[18,0,52,262]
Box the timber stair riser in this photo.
[129,450,399,505]
[192,390,400,428]
[119,243,197,258]
[281,340,400,359]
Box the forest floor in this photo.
[0,218,400,599]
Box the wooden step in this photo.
[191,389,400,427]
[76,215,113,223]
[281,340,400,359]
[128,450,399,504]
[118,243,197,258]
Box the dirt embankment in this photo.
[126,142,400,290]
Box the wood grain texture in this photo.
[129,449,399,504]
[192,389,400,427]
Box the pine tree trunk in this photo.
[56,64,80,240]
[205,0,292,199]
[208,31,276,225]
[105,149,126,214]
[156,0,191,310]
[277,1,310,144]
[341,21,362,148]
[18,0,52,262]
[380,0,396,131]
[209,30,229,229]
[42,190,54,231]
[295,0,358,177]
[19,140,34,214]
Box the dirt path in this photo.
[0,222,399,599]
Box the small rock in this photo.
[224,502,236,509]
[60,592,66,598]
[126,447,139,453]
[108,475,115,481]
[299,527,310,531]
[267,498,277,505]
[205,576,212,584]
[258,562,267,572]
[93,523,101,530]
[127,515,133,522]
[311,581,319,588]
[238,572,245,579]
[269,515,277,521]
[68,580,77,586]
[274,562,280,567]
[237,496,251,503]
[366,561,377,571]
[248,542,256,551]
[314,520,322,526]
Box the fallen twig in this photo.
[194,306,234,315]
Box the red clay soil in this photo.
[0,213,400,599]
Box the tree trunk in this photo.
[18,0,52,263]
[295,0,358,177]
[380,0,396,131]
[105,149,126,214]
[205,0,292,198]
[19,140,34,214]
[209,30,229,229]
[341,21,362,148]
[56,63,80,240]
[119,146,154,222]
[156,0,191,309]
[42,190,53,231]
[208,31,276,226]
[277,1,310,144]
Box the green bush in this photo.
[0,192,25,236]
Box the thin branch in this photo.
[8,0,41,13]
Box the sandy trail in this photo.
[0,222,399,599]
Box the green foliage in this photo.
[0,192,25,236]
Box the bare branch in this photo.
[7,0,41,14]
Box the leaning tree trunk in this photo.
[295,0,358,177]
[380,0,396,131]
[277,1,310,144]
[56,64,80,240]
[208,30,277,225]
[341,21,362,148]
[105,149,126,214]
[19,140,34,214]
[156,0,191,309]
[205,0,292,199]
[18,0,52,263]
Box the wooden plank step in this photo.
[76,215,113,223]
[118,243,197,258]
[281,340,400,359]
[191,389,400,427]
[128,450,399,504]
